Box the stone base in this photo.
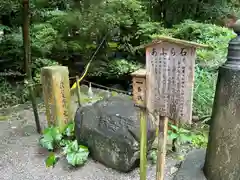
[174,149,207,180]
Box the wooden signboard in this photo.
[145,36,207,124]
[131,69,147,107]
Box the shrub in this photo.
[0,31,24,73]
[171,20,236,65]
[32,58,59,83]
[0,78,29,108]
[89,58,142,79]
[193,66,218,118]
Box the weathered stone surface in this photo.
[174,149,206,180]
[74,95,156,172]
[41,65,71,132]
[204,35,240,179]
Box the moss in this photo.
[0,115,9,121]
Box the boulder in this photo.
[74,95,156,172]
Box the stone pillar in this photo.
[204,20,240,180]
[41,65,71,132]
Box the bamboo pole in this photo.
[156,116,169,180]
[76,76,81,107]
[139,106,147,180]
[22,0,41,134]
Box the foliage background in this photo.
[0,0,239,119]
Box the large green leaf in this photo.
[168,132,178,140]
[60,139,71,147]
[64,122,75,137]
[63,140,89,166]
[39,133,54,150]
[66,149,89,166]
[39,127,63,150]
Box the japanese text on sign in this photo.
[146,42,195,123]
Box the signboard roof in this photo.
[144,36,209,49]
[131,68,146,77]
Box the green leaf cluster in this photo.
[63,140,89,166]
[168,123,208,149]
[39,126,62,150]
[39,123,89,168]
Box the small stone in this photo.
[192,116,199,122]
[171,167,178,174]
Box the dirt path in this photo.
[0,101,180,180]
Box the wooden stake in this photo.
[76,76,81,107]
[23,0,41,134]
[140,107,147,180]
[156,116,169,180]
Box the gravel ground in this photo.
[0,103,180,180]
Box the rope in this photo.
[27,76,132,95]
[70,31,110,91]
[81,79,132,95]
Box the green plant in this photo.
[149,150,157,164]
[0,78,29,108]
[191,132,208,148]
[39,123,89,167]
[168,123,208,150]
[39,126,63,150]
[171,20,236,65]
[168,124,193,145]
[193,66,217,118]
[32,58,59,83]
[63,140,89,166]
[89,59,142,78]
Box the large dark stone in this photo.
[74,95,156,172]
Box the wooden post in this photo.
[22,0,41,134]
[137,105,147,180]
[156,116,169,180]
[76,76,81,107]
[131,69,147,180]
[41,66,71,132]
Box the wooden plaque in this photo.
[131,69,146,107]
[146,42,196,123]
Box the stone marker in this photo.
[74,95,156,172]
[41,65,71,132]
[204,20,240,180]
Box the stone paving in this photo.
[0,103,180,180]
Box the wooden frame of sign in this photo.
[145,36,207,180]
[131,69,147,107]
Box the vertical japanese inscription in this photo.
[60,79,68,124]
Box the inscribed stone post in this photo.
[41,66,71,132]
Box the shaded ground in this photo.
[0,99,181,180]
